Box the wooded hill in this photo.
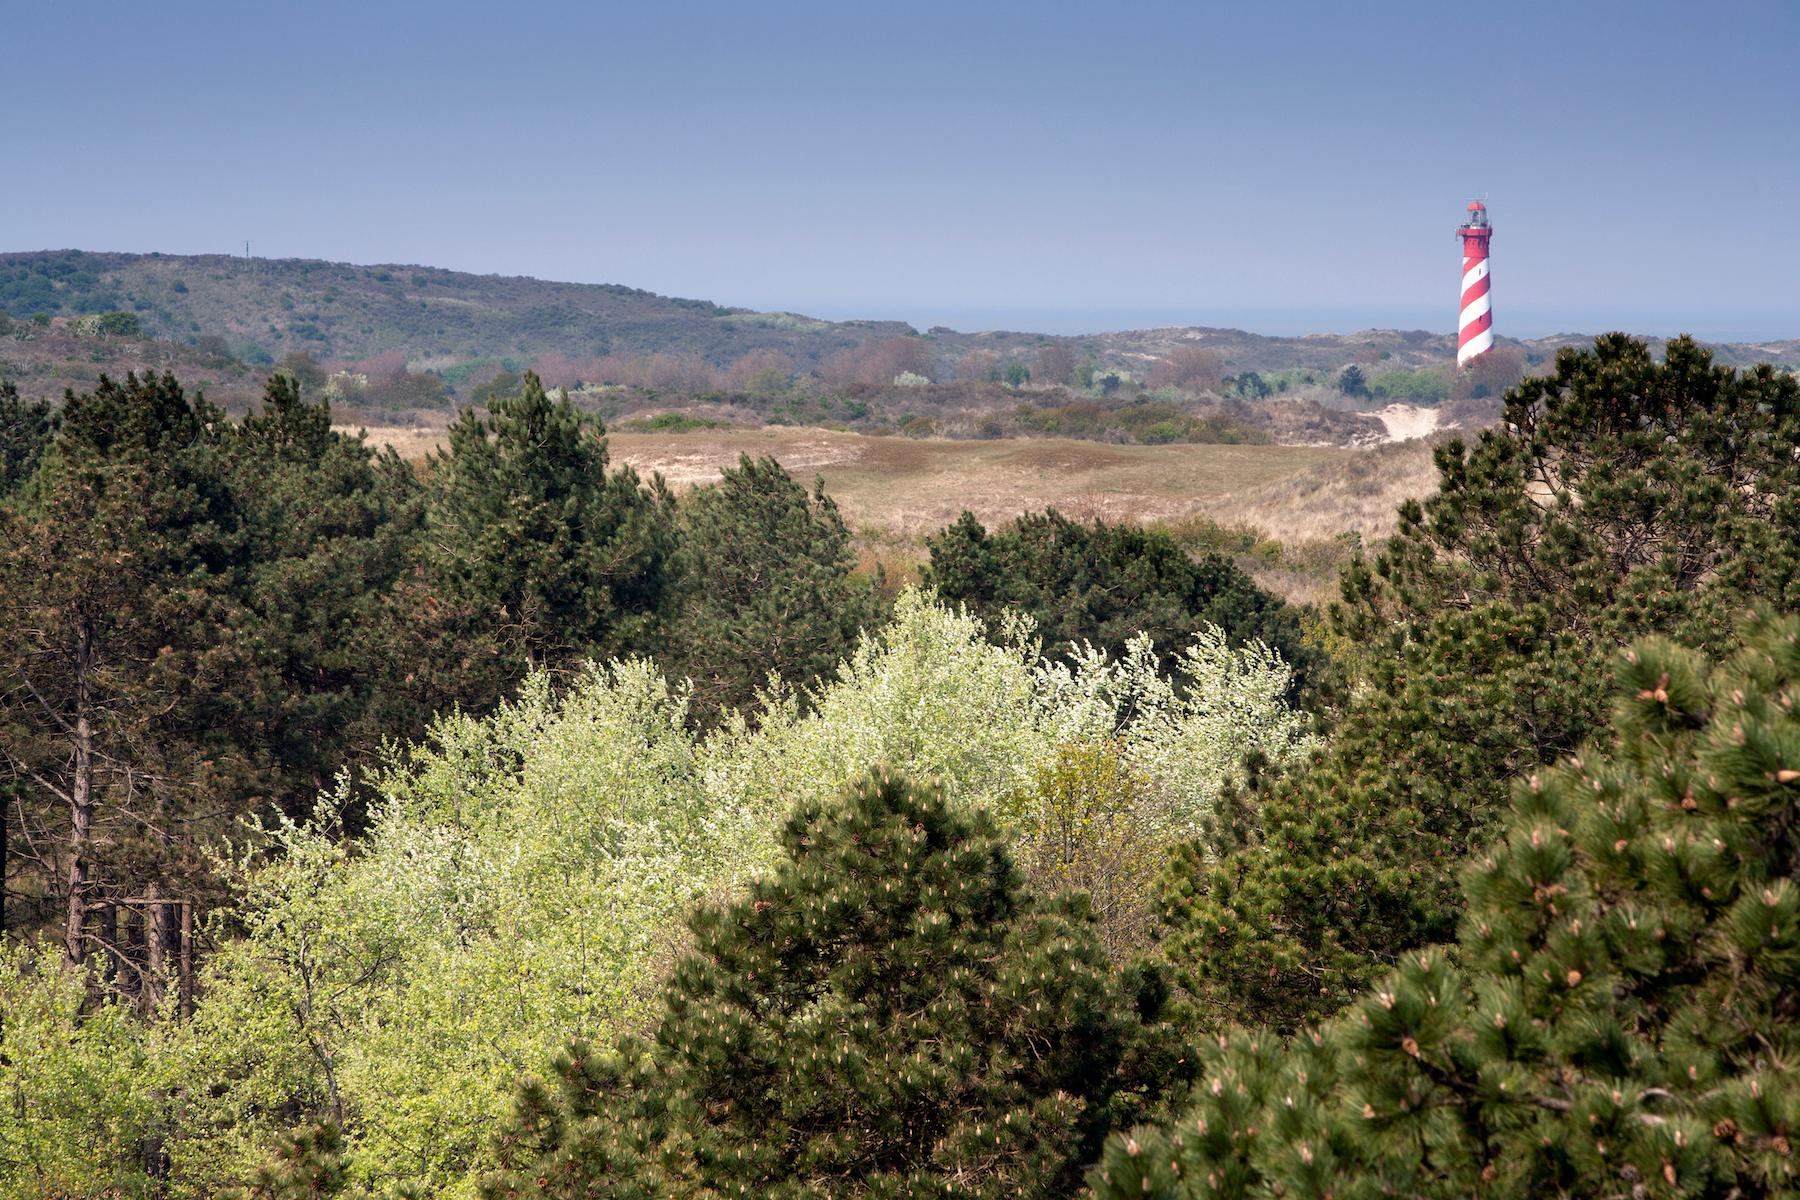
[6,249,1793,385]
[0,249,913,371]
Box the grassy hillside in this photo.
[0,314,267,405]
[5,249,1790,452]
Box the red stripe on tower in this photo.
[1456,201,1493,367]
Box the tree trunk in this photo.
[144,883,168,1010]
[179,900,194,1019]
[102,902,119,987]
[122,905,144,1004]
[61,622,95,970]
[1,785,7,938]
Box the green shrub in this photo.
[0,943,178,1197]
[924,509,1317,693]
[1366,367,1450,403]
[619,411,719,432]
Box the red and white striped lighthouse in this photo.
[1456,200,1493,367]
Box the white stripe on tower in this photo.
[1457,252,1493,367]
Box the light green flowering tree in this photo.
[0,943,181,1198]
[755,589,1314,828]
[173,660,769,1196]
[3,589,1310,1199]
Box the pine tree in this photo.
[224,373,425,818]
[481,767,1189,1199]
[1336,334,1800,654]
[0,378,57,498]
[419,371,676,713]
[667,454,882,723]
[1163,336,1800,1030]
[231,1123,429,1200]
[923,509,1313,690]
[0,373,253,971]
[233,1125,355,1200]
[1093,612,1800,1199]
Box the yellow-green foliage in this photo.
[0,945,180,1199]
[1000,740,1164,961]
[0,589,1312,1199]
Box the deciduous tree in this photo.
[1034,342,1077,387]
[1148,347,1224,394]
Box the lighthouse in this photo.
[1456,201,1493,367]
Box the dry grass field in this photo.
[347,420,1442,600]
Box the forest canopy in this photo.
[4,336,1800,1200]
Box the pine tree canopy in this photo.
[1094,611,1800,1200]
[922,508,1314,692]
[225,372,425,815]
[1163,336,1800,1030]
[0,378,57,498]
[668,453,882,724]
[1,372,434,950]
[1337,333,1800,652]
[1,372,255,951]
[480,766,1190,1200]
[423,370,676,704]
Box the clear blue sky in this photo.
[6,0,1797,339]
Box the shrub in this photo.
[1367,367,1450,403]
[1000,740,1164,962]
[924,509,1317,694]
[0,943,179,1196]
[620,411,720,432]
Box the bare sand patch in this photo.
[1371,404,1443,443]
